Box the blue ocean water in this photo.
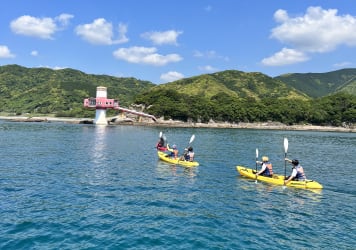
[0,120,355,249]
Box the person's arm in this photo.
[166,144,173,152]
[284,176,292,185]
[285,158,292,163]
[284,169,297,184]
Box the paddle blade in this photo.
[189,134,195,144]
[284,138,288,153]
[256,148,259,159]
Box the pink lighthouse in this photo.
[83,86,156,125]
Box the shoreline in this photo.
[0,115,355,133]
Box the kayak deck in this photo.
[236,166,323,189]
[157,151,199,167]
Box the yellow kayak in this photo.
[236,166,323,189]
[157,151,199,167]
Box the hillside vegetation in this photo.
[134,70,355,126]
[0,64,154,117]
[274,68,356,98]
[0,64,355,126]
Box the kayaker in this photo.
[167,144,179,159]
[184,146,195,161]
[156,135,167,151]
[255,156,273,177]
[284,158,306,184]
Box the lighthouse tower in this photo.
[94,86,109,125]
[84,86,156,125]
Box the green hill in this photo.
[134,70,355,125]
[152,70,309,101]
[0,64,354,126]
[274,68,356,98]
[0,64,154,117]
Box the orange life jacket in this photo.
[264,162,273,176]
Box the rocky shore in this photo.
[0,116,355,133]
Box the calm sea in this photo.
[0,120,355,249]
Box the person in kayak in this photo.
[156,135,167,151]
[167,144,179,159]
[255,156,274,177]
[284,158,306,184]
[183,146,195,161]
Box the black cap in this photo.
[292,159,299,165]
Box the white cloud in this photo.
[333,61,352,68]
[141,30,182,45]
[160,71,184,82]
[271,6,356,53]
[56,13,74,26]
[273,9,289,23]
[75,19,128,45]
[10,14,72,39]
[30,50,38,56]
[0,45,15,58]
[193,50,229,61]
[263,6,356,66]
[198,65,219,72]
[261,48,309,66]
[113,46,182,66]
[36,65,66,70]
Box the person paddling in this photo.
[156,133,167,151]
[255,156,273,177]
[183,146,195,162]
[167,144,179,159]
[284,158,306,185]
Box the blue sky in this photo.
[1,0,355,84]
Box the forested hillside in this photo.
[134,74,355,126]
[0,64,154,117]
[274,68,356,98]
[0,64,355,126]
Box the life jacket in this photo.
[184,151,194,161]
[156,142,167,151]
[263,162,273,176]
[295,165,306,180]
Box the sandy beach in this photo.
[1,115,355,133]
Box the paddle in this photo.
[188,134,195,146]
[255,148,259,183]
[180,134,195,161]
[255,148,259,173]
[284,137,288,185]
[156,131,163,149]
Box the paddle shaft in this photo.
[255,148,258,173]
[284,152,287,179]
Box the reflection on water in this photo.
[237,175,322,202]
[80,125,113,187]
[156,161,198,179]
[90,125,108,164]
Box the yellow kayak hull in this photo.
[157,151,199,167]
[236,166,323,189]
